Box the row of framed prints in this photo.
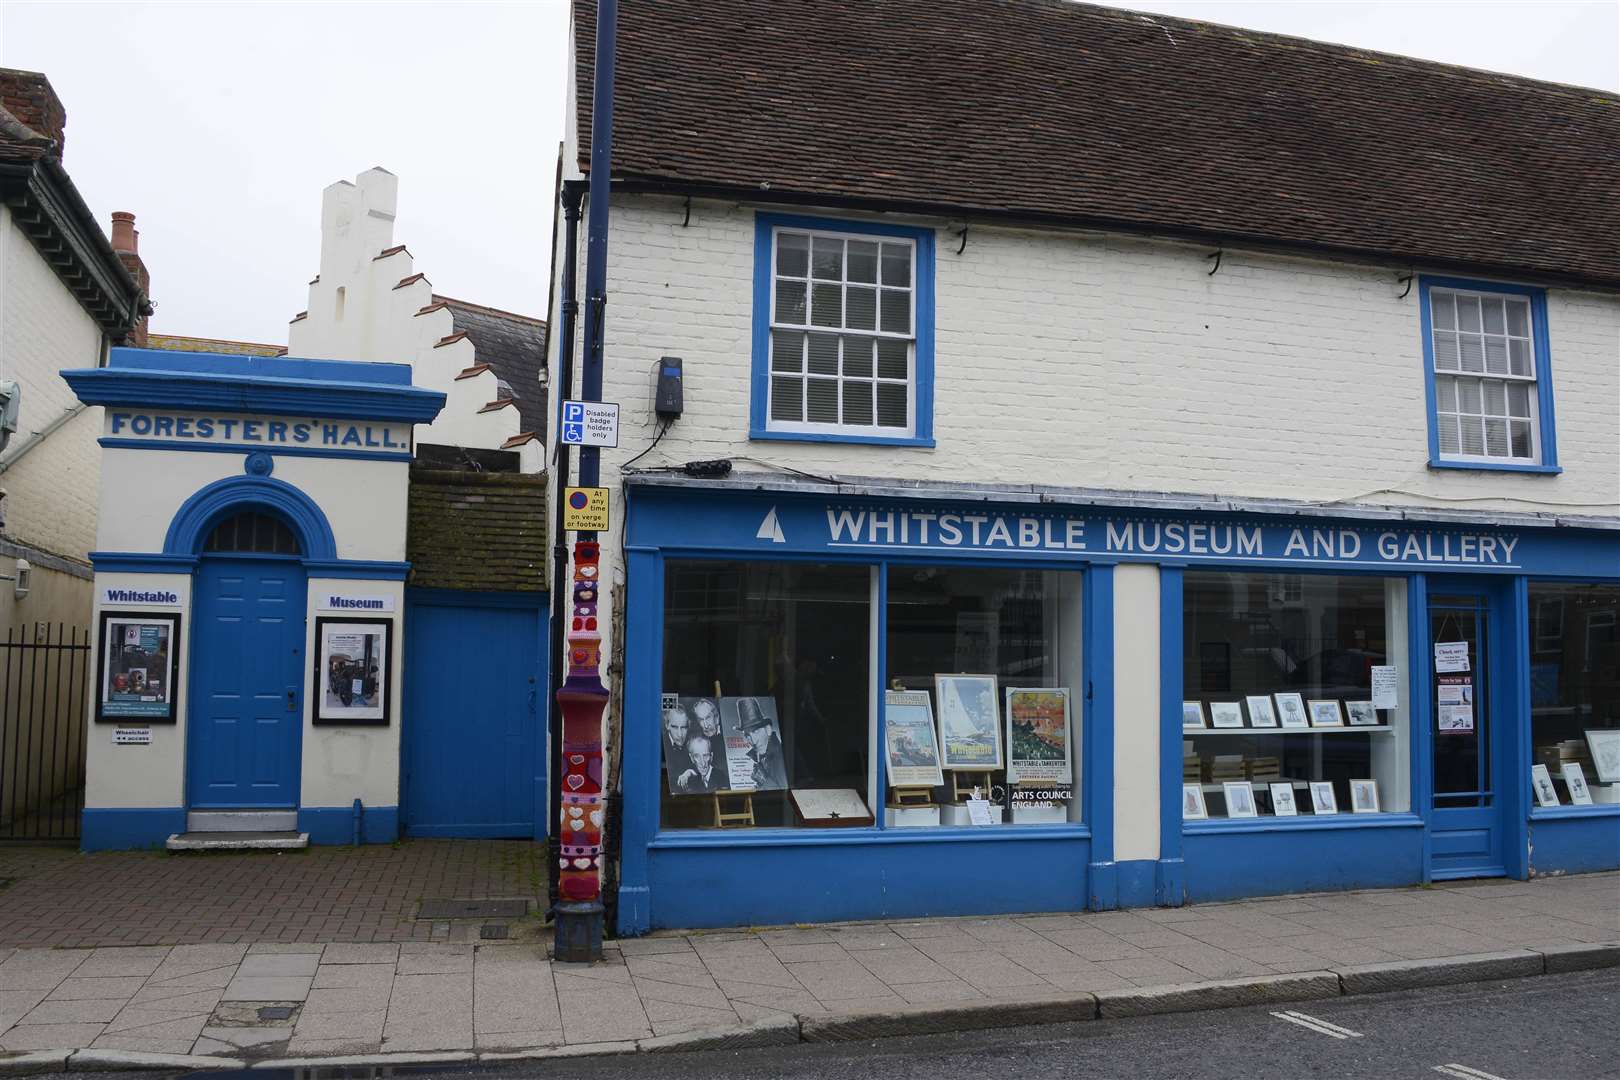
[1185,779,1381,818]
[884,679,1072,789]
[1184,694,1381,730]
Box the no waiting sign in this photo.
[564,486,610,531]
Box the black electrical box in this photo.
[654,356,683,419]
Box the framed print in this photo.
[1345,700,1380,727]
[1182,701,1207,730]
[1246,695,1279,728]
[884,691,946,789]
[1182,783,1208,820]
[721,696,787,792]
[1309,781,1338,815]
[1530,764,1559,807]
[96,611,181,723]
[935,675,1002,769]
[1270,782,1298,816]
[1274,692,1309,729]
[1006,688,1072,784]
[1562,763,1593,806]
[1585,729,1620,784]
[792,788,873,827]
[1209,702,1245,729]
[1349,779,1380,813]
[312,617,393,726]
[1223,781,1257,818]
[668,696,729,794]
[1307,699,1345,728]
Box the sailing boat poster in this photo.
[935,674,1003,770]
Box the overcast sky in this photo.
[2,1,1615,345]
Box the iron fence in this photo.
[0,623,89,842]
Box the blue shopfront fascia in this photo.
[619,484,1620,932]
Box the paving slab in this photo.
[236,954,320,978]
[321,944,400,966]
[0,951,88,990]
[44,978,144,1002]
[221,976,313,1003]
[0,1023,107,1051]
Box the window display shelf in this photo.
[1185,726,1395,736]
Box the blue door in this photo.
[1427,578,1510,879]
[188,557,307,808]
[403,596,546,838]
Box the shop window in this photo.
[751,213,935,446]
[659,561,872,829]
[1527,583,1620,808]
[1422,277,1558,473]
[1182,572,1410,822]
[203,510,300,555]
[885,566,1082,826]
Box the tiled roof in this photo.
[436,295,548,436]
[575,0,1620,287]
[407,468,548,592]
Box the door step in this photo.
[187,810,298,832]
[167,831,309,852]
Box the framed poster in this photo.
[312,617,393,725]
[1183,701,1207,730]
[1349,779,1380,813]
[1530,764,1560,808]
[668,696,730,794]
[1307,699,1345,728]
[1223,781,1257,818]
[1345,700,1380,727]
[720,696,787,792]
[1005,687,1072,784]
[1563,763,1594,806]
[1274,692,1309,729]
[96,611,180,723]
[1309,781,1339,815]
[935,674,1002,770]
[1208,702,1245,729]
[1246,696,1279,728]
[883,691,945,789]
[1270,782,1298,816]
[1585,729,1620,784]
[1182,783,1208,820]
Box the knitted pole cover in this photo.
[557,539,607,902]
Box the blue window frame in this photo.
[1419,276,1559,474]
[751,212,935,446]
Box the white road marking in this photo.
[1269,1010,1364,1039]
[1433,1066,1509,1080]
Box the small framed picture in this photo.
[1585,729,1620,784]
[1345,701,1380,727]
[1209,702,1245,729]
[1530,763,1560,808]
[1274,692,1309,729]
[1349,779,1380,813]
[313,617,394,726]
[1562,762,1593,806]
[1183,701,1207,730]
[1246,695,1279,728]
[1223,781,1258,818]
[1309,781,1338,815]
[935,674,1003,770]
[96,611,182,724]
[1182,783,1208,820]
[1307,699,1345,728]
[1270,782,1298,816]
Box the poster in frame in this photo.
[1182,783,1208,820]
[1307,699,1345,728]
[935,674,1002,770]
[1182,701,1207,730]
[884,691,945,789]
[1562,762,1593,806]
[1530,763,1560,808]
[1585,729,1620,784]
[1005,687,1072,784]
[1309,781,1339,815]
[1349,778,1380,813]
[95,611,181,723]
[1223,781,1258,818]
[1274,692,1310,729]
[1209,702,1246,729]
[1246,696,1279,728]
[1345,700,1380,727]
[312,616,394,726]
[1270,782,1298,816]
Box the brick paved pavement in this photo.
[0,871,1613,1061]
[0,841,545,948]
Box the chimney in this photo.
[0,68,66,154]
[110,211,150,347]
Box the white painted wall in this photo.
[1112,563,1160,863]
[0,206,105,564]
[301,578,405,810]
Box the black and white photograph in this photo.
[1586,729,1620,784]
[1223,781,1257,818]
[1245,695,1279,728]
[1345,700,1380,726]
[1182,783,1208,820]
[668,696,730,794]
[1270,782,1298,816]
[1182,700,1206,730]
[95,611,180,723]
[1310,781,1339,815]
[312,617,392,726]
[1563,762,1593,806]
[1274,692,1309,729]
[1209,701,1245,729]
[721,695,788,792]
[1530,763,1560,808]
[1307,698,1345,728]
[936,674,1002,769]
[660,696,694,795]
[1349,778,1380,813]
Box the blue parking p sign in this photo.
[558,400,619,448]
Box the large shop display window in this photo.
[660,561,872,829]
[1182,572,1410,822]
[885,566,1082,827]
[1528,583,1620,809]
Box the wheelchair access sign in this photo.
[559,400,619,448]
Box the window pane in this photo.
[1485,418,1509,457]
[811,236,843,280]
[1458,335,1484,372]
[1184,572,1406,818]
[1456,295,1482,332]
[877,339,908,380]
[774,280,806,324]
[881,243,911,287]
[876,382,907,427]
[843,336,874,378]
[1527,584,1620,803]
[770,376,802,421]
[1460,416,1486,456]
[847,240,878,283]
[1438,414,1461,454]
[846,286,877,330]
[776,233,809,278]
[1433,332,1459,370]
[1507,382,1530,417]
[811,283,842,327]
[1506,299,1529,336]
[1510,420,1533,458]
[770,330,804,373]
[1482,298,1505,335]
[1433,292,1456,330]
[842,380,874,425]
[660,561,871,830]
[1483,380,1507,416]
[807,377,838,423]
[807,333,840,376]
[880,289,911,334]
[1458,378,1482,414]
[1509,338,1531,377]
[1484,338,1508,375]
[1435,375,1457,411]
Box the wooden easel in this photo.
[950,770,994,804]
[708,679,755,828]
[887,785,934,808]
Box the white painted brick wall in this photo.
[0,211,104,561]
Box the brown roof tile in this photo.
[575,0,1620,287]
[479,398,516,413]
[407,469,548,592]
[455,363,493,380]
[394,272,429,290]
[434,331,471,348]
[374,244,409,260]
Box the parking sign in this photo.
[559,401,620,448]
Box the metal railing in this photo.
[0,623,89,842]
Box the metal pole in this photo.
[554,0,616,963]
